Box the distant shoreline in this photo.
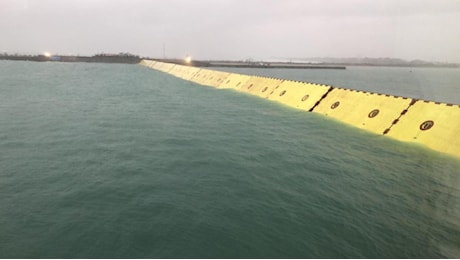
[1,54,458,69]
[0,54,141,64]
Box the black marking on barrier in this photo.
[331,101,340,109]
[248,84,253,89]
[301,94,310,102]
[368,109,379,118]
[226,80,230,84]
[262,87,268,92]
[420,120,434,131]
[309,86,334,112]
[382,98,418,135]
[279,90,286,96]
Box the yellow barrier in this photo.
[148,60,157,68]
[268,80,331,112]
[140,59,460,158]
[313,88,413,135]
[168,64,199,80]
[188,69,228,88]
[168,64,182,77]
[158,63,175,73]
[152,61,164,71]
[190,68,216,87]
[237,76,284,98]
[386,101,460,156]
[181,66,201,80]
[218,73,251,89]
[140,59,156,68]
[202,70,231,88]
[151,61,174,73]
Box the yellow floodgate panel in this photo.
[201,70,231,88]
[190,69,218,87]
[167,64,182,77]
[181,66,201,80]
[313,88,413,135]
[218,73,251,89]
[386,101,460,157]
[170,64,188,76]
[247,77,284,98]
[152,61,167,71]
[151,61,163,70]
[140,60,156,68]
[238,76,283,97]
[148,60,157,68]
[153,61,168,72]
[167,64,197,80]
[268,80,331,111]
[158,63,175,73]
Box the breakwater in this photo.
[155,59,346,69]
[140,59,460,158]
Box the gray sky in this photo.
[1,0,460,62]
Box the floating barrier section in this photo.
[169,64,200,80]
[268,80,331,112]
[219,73,251,89]
[313,88,414,135]
[141,60,460,158]
[386,101,460,157]
[191,69,230,88]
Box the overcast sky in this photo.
[1,0,460,62]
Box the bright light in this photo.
[185,56,192,64]
[43,52,51,57]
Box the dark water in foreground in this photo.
[0,61,459,258]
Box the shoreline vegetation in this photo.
[1,53,458,69]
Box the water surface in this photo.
[0,61,459,258]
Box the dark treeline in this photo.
[0,53,141,64]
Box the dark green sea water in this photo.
[1,61,459,258]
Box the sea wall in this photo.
[140,59,460,158]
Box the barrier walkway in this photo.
[141,60,460,158]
